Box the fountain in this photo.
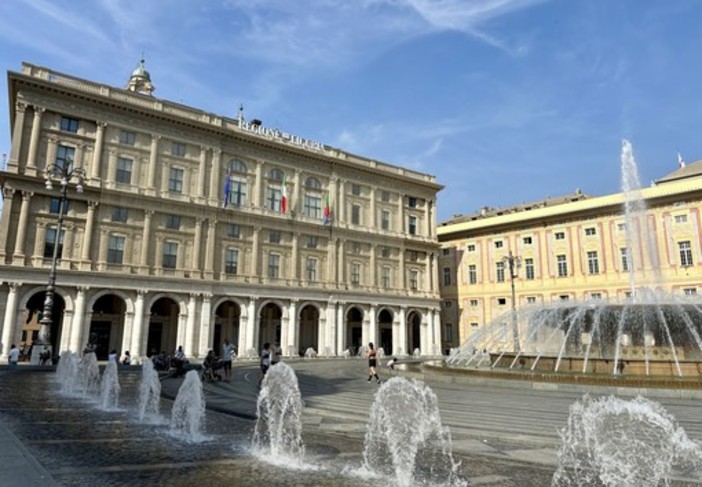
[362,377,465,487]
[98,361,120,410]
[447,140,702,378]
[170,370,206,442]
[77,352,100,399]
[137,357,162,422]
[304,347,317,358]
[56,351,79,394]
[552,395,702,486]
[252,362,305,466]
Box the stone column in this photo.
[45,137,58,170]
[291,233,299,281]
[432,252,439,293]
[336,303,345,355]
[69,287,87,353]
[147,135,160,191]
[398,307,407,356]
[121,310,135,361]
[140,210,153,270]
[192,217,203,276]
[253,161,263,208]
[399,247,405,290]
[337,240,345,283]
[8,102,27,171]
[325,301,337,355]
[197,146,208,200]
[1,282,20,360]
[31,222,47,266]
[369,188,377,228]
[26,107,45,174]
[398,193,405,233]
[244,298,257,355]
[130,290,146,362]
[198,293,212,358]
[184,293,198,357]
[75,144,86,170]
[326,236,335,283]
[432,309,442,355]
[425,253,432,291]
[204,219,216,278]
[370,244,377,287]
[426,199,434,237]
[12,191,32,265]
[208,149,221,204]
[280,303,290,358]
[60,223,75,269]
[251,227,260,277]
[293,169,301,214]
[338,180,346,224]
[105,150,117,188]
[97,229,109,271]
[91,122,106,181]
[80,201,98,270]
[368,305,377,350]
[287,299,298,357]
[0,188,15,262]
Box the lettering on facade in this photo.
[238,120,330,154]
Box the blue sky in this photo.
[1,0,701,222]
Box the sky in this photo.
[1,0,701,222]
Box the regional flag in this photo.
[281,175,288,214]
[322,193,332,225]
[223,170,231,208]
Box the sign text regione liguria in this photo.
[238,120,330,154]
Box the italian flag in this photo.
[281,175,288,214]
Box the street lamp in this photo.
[502,251,522,352]
[36,161,85,360]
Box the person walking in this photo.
[366,342,381,384]
[8,344,20,369]
[259,342,271,386]
[222,338,235,382]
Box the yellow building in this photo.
[438,163,702,346]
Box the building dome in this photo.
[125,58,155,96]
[130,59,151,81]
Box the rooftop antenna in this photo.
[238,103,245,125]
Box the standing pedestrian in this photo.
[121,351,131,365]
[8,344,20,369]
[259,342,271,385]
[366,342,381,384]
[222,338,235,382]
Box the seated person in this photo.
[386,357,397,370]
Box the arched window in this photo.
[228,159,247,174]
[269,169,284,181]
[305,177,321,189]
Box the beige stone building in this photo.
[0,61,443,363]
[438,163,702,346]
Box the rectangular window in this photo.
[443,267,451,286]
[306,258,317,281]
[469,264,477,285]
[169,167,184,193]
[409,270,419,290]
[351,242,361,254]
[555,231,565,240]
[351,184,361,196]
[620,248,630,272]
[269,230,281,244]
[60,116,79,133]
[268,254,280,278]
[585,227,597,236]
[675,214,688,224]
[120,130,136,146]
[382,267,391,288]
[304,195,322,219]
[171,141,186,157]
[165,214,181,230]
[684,288,697,296]
[525,258,535,280]
[523,236,532,245]
[229,180,247,206]
[617,223,626,232]
[494,241,503,248]
[408,215,417,235]
[679,241,694,267]
[55,145,75,172]
[44,227,64,259]
[351,204,361,225]
[381,247,390,258]
[470,299,478,306]
[470,323,479,330]
[496,261,505,282]
[225,248,238,275]
[49,198,68,215]
[526,296,536,304]
[467,244,476,252]
[442,248,450,256]
[111,207,128,223]
[408,197,417,208]
[591,292,602,300]
[557,255,568,277]
[381,191,390,202]
[444,324,453,342]
[497,298,507,305]
[381,210,390,231]
[227,224,241,238]
[107,235,125,264]
[560,295,570,301]
[351,263,361,284]
[267,187,282,211]
[162,242,178,269]
[444,300,453,309]
[587,251,600,274]
[408,251,419,262]
[116,157,133,184]
[307,236,318,249]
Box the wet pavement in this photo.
[1,359,701,486]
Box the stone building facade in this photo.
[0,62,443,363]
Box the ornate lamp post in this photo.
[35,161,85,362]
[502,251,522,352]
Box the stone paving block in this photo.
[504,447,558,465]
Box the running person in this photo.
[366,342,381,384]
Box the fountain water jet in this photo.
[137,357,162,422]
[170,370,206,442]
[98,361,120,410]
[252,362,305,466]
[362,377,465,487]
[56,351,79,394]
[552,394,702,486]
[77,352,100,399]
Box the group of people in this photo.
[366,342,398,384]
[6,343,52,367]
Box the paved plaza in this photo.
[1,359,702,486]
